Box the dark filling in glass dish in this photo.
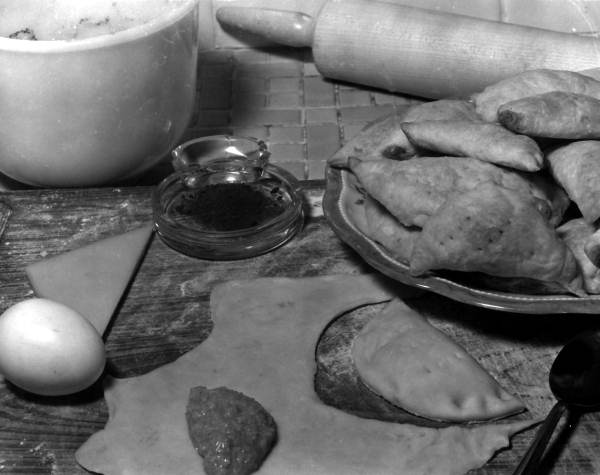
[172,182,287,232]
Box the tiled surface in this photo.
[184,47,423,181]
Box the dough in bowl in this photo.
[0,0,193,40]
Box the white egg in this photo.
[0,298,106,396]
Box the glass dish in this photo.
[153,135,304,260]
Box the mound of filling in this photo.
[0,0,192,40]
[186,386,278,475]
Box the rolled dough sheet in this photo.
[76,274,535,475]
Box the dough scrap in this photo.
[76,275,535,475]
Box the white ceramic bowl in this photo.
[0,0,199,187]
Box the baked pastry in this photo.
[545,140,600,224]
[409,183,582,294]
[498,91,600,139]
[557,218,600,294]
[352,299,525,422]
[328,99,479,166]
[401,120,543,171]
[347,156,568,228]
[343,182,419,265]
[473,69,600,122]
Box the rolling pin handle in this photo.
[216,7,315,48]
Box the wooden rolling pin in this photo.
[216,0,600,98]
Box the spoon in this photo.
[513,330,600,475]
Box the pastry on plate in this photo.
[328,99,479,165]
[347,156,568,228]
[343,181,420,265]
[545,140,600,224]
[557,218,600,294]
[401,120,543,171]
[409,183,582,295]
[473,69,600,122]
[498,91,600,139]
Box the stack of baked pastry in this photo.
[329,69,600,296]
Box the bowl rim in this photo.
[0,0,199,53]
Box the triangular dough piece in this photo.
[409,183,582,294]
[352,298,525,422]
[26,224,153,335]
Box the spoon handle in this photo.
[512,401,567,475]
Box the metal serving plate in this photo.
[323,165,600,314]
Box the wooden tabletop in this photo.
[1,183,600,475]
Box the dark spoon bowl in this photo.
[514,330,600,475]
[550,331,600,408]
